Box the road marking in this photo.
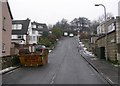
[106,77,114,84]
[50,73,56,84]
[50,81,54,84]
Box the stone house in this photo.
[96,17,120,62]
[116,17,120,62]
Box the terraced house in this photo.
[0,0,13,57]
[96,17,120,63]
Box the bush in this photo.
[2,55,20,69]
[52,27,63,39]
[38,37,52,47]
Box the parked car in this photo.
[64,32,68,36]
[69,33,74,37]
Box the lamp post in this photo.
[95,4,107,21]
[95,4,108,60]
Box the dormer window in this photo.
[32,24,36,28]
[12,24,22,30]
[38,25,43,28]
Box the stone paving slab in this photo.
[81,53,119,85]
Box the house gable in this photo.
[12,18,30,35]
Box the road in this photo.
[2,37,109,84]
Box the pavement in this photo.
[80,49,120,86]
[0,66,20,74]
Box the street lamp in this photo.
[95,4,107,21]
[95,4,108,61]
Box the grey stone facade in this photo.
[96,17,120,62]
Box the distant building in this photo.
[11,18,30,44]
[28,21,48,44]
[0,0,13,57]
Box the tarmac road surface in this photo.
[2,37,109,84]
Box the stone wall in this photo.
[107,31,117,61]
[96,17,118,62]
[116,17,120,62]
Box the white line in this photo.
[5,68,19,75]
[106,77,114,84]
[52,74,56,80]
[50,81,54,84]
[50,73,56,84]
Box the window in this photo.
[17,24,22,29]
[108,23,115,33]
[32,30,36,34]
[38,31,43,34]
[33,36,36,41]
[28,36,32,41]
[38,25,43,28]
[12,24,22,30]
[3,17,6,31]
[17,35,23,39]
[32,24,36,28]
[2,43,5,53]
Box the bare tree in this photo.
[90,20,100,34]
[98,12,113,23]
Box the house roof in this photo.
[31,21,48,31]
[96,30,115,41]
[7,1,13,19]
[12,18,30,35]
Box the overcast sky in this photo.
[8,0,119,25]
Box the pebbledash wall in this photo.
[0,0,13,57]
[0,1,2,57]
[96,17,120,62]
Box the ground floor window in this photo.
[2,43,5,53]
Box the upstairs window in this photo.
[38,25,43,28]
[108,23,115,33]
[3,17,6,31]
[12,24,22,30]
[32,24,36,28]
[17,35,23,39]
